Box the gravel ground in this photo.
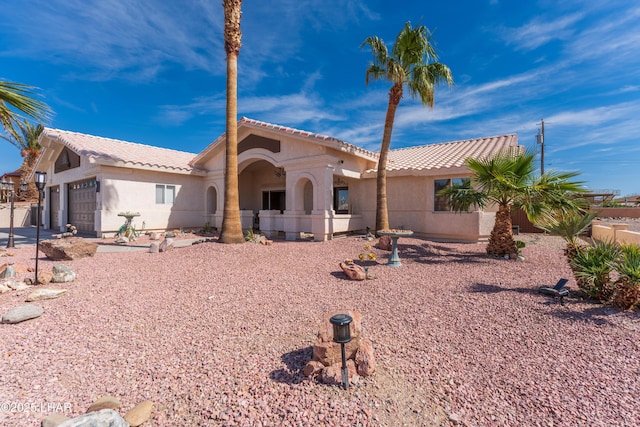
[1,234,639,426]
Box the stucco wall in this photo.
[0,204,31,228]
[592,221,640,245]
[98,166,205,233]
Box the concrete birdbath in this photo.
[377,229,414,267]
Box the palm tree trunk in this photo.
[375,84,402,233]
[487,203,517,256]
[220,0,244,244]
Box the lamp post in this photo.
[330,313,353,390]
[34,171,47,285]
[1,178,28,248]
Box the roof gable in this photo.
[39,128,201,174]
[190,117,378,167]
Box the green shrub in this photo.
[611,244,640,310]
[570,240,620,301]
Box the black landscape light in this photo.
[34,171,47,285]
[330,313,353,389]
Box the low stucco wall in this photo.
[0,204,31,228]
[591,221,640,245]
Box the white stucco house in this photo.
[34,117,519,242]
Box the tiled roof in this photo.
[40,128,199,173]
[368,134,519,174]
[191,117,378,165]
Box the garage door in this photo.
[68,178,97,233]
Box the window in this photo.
[333,187,349,214]
[262,190,285,212]
[434,178,470,211]
[156,184,175,204]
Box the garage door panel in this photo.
[68,179,97,232]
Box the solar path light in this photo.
[330,313,353,389]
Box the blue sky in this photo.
[1,0,639,195]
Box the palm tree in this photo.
[0,120,44,201]
[362,22,453,233]
[219,0,245,244]
[0,80,51,142]
[440,150,585,257]
[535,208,596,260]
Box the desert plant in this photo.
[611,244,640,310]
[570,240,620,301]
[535,208,597,261]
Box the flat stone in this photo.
[39,238,98,261]
[26,288,67,302]
[86,395,121,413]
[2,304,43,324]
[115,236,129,244]
[57,409,128,427]
[52,264,76,283]
[124,400,153,426]
[6,280,30,291]
[41,413,71,427]
[0,283,10,294]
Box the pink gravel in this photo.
[1,235,639,426]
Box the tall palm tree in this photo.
[440,150,585,257]
[362,22,453,233]
[220,0,245,243]
[0,80,51,142]
[0,119,44,201]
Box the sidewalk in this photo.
[0,227,204,253]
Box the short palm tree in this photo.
[219,0,245,244]
[0,80,51,142]
[534,207,596,260]
[571,240,621,301]
[440,150,585,257]
[611,244,640,310]
[0,120,44,201]
[362,22,453,233]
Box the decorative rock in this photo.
[52,265,76,283]
[124,400,153,426]
[57,409,128,427]
[86,395,121,413]
[339,262,366,281]
[149,242,159,253]
[6,280,30,291]
[39,238,98,261]
[115,236,129,244]
[378,235,392,251]
[302,360,325,378]
[355,338,377,376]
[312,340,359,366]
[149,232,161,240]
[41,413,71,427]
[159,238,174,252]
[26,288,67,302]
[165,231,176,238]
[0,283,10,294]
[1,304,43,324]
[37,271,53,285]
[0,264,16,279]
[320,360,357,386]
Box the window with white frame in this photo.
[156,184,175,204]
[434,177,470,211]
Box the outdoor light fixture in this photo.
[330,313,353,389]
[1,178,28,248]
[34,171,47,285]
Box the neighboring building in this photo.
[33,117,519,241]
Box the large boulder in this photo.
[39,238,98,261]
